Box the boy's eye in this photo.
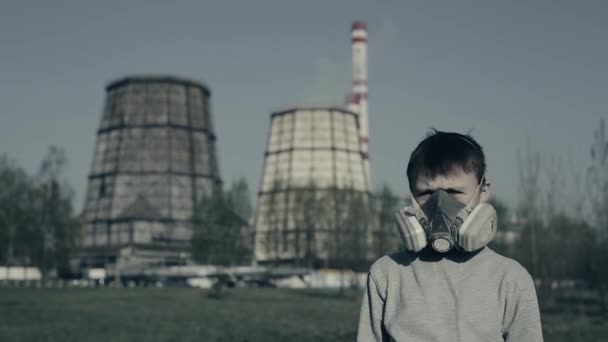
[415,193,431,204]
[418,189,461,196]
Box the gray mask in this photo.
[420,190,466,252]
[394,178,497,254]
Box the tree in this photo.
[191,185,251,266]
[540,156,567,224]
[290,182,322,268]
[0,155,34,267]
[515,142,543,278]
[319,187,348,269]
[0,147,80,277]
[317,187,373,294]
[225,177,253,223]
[371,184,402,260]
[191,188,223,265]
[587,119,608,239]
[34,145,80,276]
[341,190,373,272]
[586,119,608,311]
[513,128,608,308]
[541,215,595,284]
[258,179,284,265]
[225,177,254,262]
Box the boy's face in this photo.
[411,167,490,207]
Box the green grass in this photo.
[539,289,608,342]
[0,288,361,342]
[0,287,607,342]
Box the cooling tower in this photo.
[80,76,221,268]
[253,107,370,266]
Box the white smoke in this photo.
[299,16,399,107]
[300,57,351,107]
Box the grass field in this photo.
[1,287,607,342]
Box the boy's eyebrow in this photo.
[415,186,466,195]
[445,187,466,193]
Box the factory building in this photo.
[349,21,371,183]
[253,21,374,267]
[79,76,222,269]
[253,107,371,266]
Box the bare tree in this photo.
[0,155,32,269]
[318,187,373,294]
[518,145,579,299]
[261,179,283,266]
[516,141,543,278]
[290,181,321,269]
[35,146,80,276]
[587,119,608,238]
[564,154,587,218]
[0,147,80,278]
[541,155,565,223]
[318,187,347,294]
[372,184,402,259]
[343,191,373,271]
[225,177,253,222]
[191,185,250,266]
[586,119,608,311]
[225,177,254,261]
[538,154,567,300]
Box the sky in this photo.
[1,0,606,212]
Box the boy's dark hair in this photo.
[406,129,486,190]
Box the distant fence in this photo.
[0,279,90,288]
[0,268,370,290]
[272,270,367,290]
[0,266,42,281]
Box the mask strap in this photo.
[459,135,486,188]
[460,176,485,212]
[411,196,421,209]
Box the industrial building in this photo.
[253,20,373,267]
[254,21,373,267]
[79,76,222,270]
[253,107,371,266]
[349,21,371,183]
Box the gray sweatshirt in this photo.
[357,247,543,342]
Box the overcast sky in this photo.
[1,0,606,212]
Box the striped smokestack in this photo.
[351,21,370,184]
[346,93,361,114]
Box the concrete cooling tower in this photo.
[253,107,370,266]
[80,76,221,269]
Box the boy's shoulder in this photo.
[369,250,417,272]
[367,249,418,282]
[481,247,535,282]
[369,247,533,285]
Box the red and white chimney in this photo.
[351,21,370,184]
[346,93,361,114]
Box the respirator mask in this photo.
[394,178,497,253]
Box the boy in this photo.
[357,130,543,341]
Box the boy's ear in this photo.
[480,181,491,203]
